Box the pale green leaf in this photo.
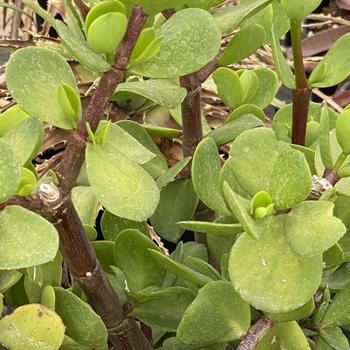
[116,79,187,109]
[6,47,80,129]
[0,206,59,270]
[71,186,98,226]
[229,216,322,313]
[0,304,65,350]
[0,139,21,203]
[86,144,159,221]
[131,8,221,78]
[309,33,350,88]
[177,281,250,345]
[285,201,346,257]
[280,0,322,23]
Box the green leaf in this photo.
[0,206,59,270]
[132,287,194,331]
[92,241,115,274]
[87,12,128,55]
[266,299,314,322]
[54,287,108,347]
[227,128,311,209]
[24,254,62,303]
[322,283,350,327]
[271,26,296,89]
[229,215,322,313]
[250,68,279,109]
[208,115,263,145]
[0,105,30,137]
[101,210,148,241]
[211,0,272,36]
[222,183,261,239]
[149,249,213,287]
[192,137,229,216]
[240,70,259,104]
[309,33,350,88]
[131,8,221,78]
[86,144,159,221]
[319,104,334,169]
[284,201,346,257]
[0,140,21,203]
[95,121,156,164]
[156,157,191,190]
[115,229,166,292]
[219,24,265,66]
[116,79,187,109]
[2,117,43,166]
[317,327,350,350]
[177,221,242,236]
[177,281,250,345]
[85,0,126,32]
[6,47,80,130]
[225,104,265,123]
[129,27,161,66]
[0,304,65,350]
[336,110,350,155]
[117,120,168,178]
[255,321,311,350]
[213,67,243,109]
[150,179,198,243]
[163,337,225,350]
[71,186,98,226]
[280,0,322,23]
[56,83,81,122]
[56,20,111,73]
[0,270,22,293]
[41,285,56,310]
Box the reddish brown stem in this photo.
[291,88,312,146]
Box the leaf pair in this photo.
[213,67,278,110]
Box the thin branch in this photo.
[236,316,275,350]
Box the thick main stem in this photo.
[290,20,311,146]
[42,193,151,349]
[236,316,275,350]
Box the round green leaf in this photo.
[132,287,195,331]
[213,67,243,109]
[2,117,44,166]
[150,179,199,243]
[0,105,30,137]
[225,104,265,123]
[285,201,346,257]
[0,206,59,269]
[280,0,322,23]
[71,186,98,226]
[115,229,166,292]
[6,47,80,130]
[255,321,311,350]
[266,299,315,322]
[87,12,128,55]
[116,79,187,109]
[309,33,350,88]
[228,128,311,209]
[192,137,230,216]
[0,139,21,203]
[85,0,126,32]
[177,281,250,345]
[131,8,221,78]
[0,304,65,350]
[86,144,160,221]
[54,287,107,347]
[101,210,149,241]
[336,110,350,155]
[229,216,322,313]
[219,24,265,66]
